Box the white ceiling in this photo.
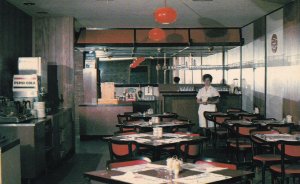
[6,0,292,29]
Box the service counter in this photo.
[0,108,74,181]
[0,139,21,184]
[160,91,242,128]
[79,104,133,138]
[79,92,241,136]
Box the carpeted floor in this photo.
[34,153,102,184]
[31,137,274,184]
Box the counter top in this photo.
[0,138,20,153]
[79,103,133,107]
[0,117,51,127]
[160,91,197,93]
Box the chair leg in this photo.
[261,164,266,184]
[236,149,240,163]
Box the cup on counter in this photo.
[33,102,46,118]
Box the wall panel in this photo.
[0,0,32,97]
[33,17,74,108]
[242,24,254,112]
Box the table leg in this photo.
[152,147,161,161]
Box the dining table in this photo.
[129,112,178,121]
[84,161,255,184]
[109,132,206,161]
[253,133,300,143]
[224,119,293,127]
[116,119,194,132]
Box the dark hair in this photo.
[173,77,180,83]
[202,74,213,82]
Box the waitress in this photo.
[196,74,220,130]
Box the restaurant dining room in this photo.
[1,0,300,184]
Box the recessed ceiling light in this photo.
[23,2,35,6]
[37,11,48,15]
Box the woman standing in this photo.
[196,74,220,130]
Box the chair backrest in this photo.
[267,123,292,134]
[239,114,261,121]
[108,139,137,160]
[278,141,300,158]
[233,124,258,137]
[203,111,217,121]
[213,115,232,125]
[177,133,203,161]
[277,140,300,179]
[117,114,131,124]
[121,120,144,133]
[106,157,151,170]
[195,160,237,170]
[250,129,280,144]
[162,112,178,121]
[115,131,137,136]
[227,108,244,113]
[250,129,280,156]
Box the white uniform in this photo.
[196,86,220,128]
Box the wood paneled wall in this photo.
[33,17,74,108]
[0,0,32,97]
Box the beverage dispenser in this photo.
[12,57,47,115]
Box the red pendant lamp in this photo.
[154,0,177,24]
[148,28,166,41]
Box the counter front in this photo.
[79,104,133,138]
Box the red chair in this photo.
[114,131,151,156]
[239,114,261,121]
[176,132,203,162]
[227,108,245,113]
[291,130,300,135]
[267,123,293,134]
[250,129,281,184]
[106,157,151,170]
[229,124,258,163]
[195,159,237,170]
[117,114,137,132]
[161,112,178,122]
[211,114,232,148]
[270,140,300,184]
[108,139,137,160]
